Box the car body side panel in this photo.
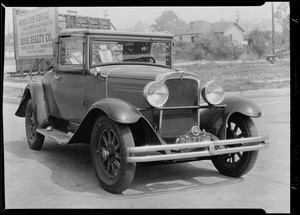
[200,95,261,140]
[43,70,87,123]
[15,82,51,128]
[85,75,107,109]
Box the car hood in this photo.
[97,64,175,80]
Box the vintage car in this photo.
[15,29,269,194]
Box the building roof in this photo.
[174,20,210,35]
[175,21,245,36]
[210,22,245,33]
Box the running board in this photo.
[36,128,73,145]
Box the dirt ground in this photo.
[174,59,290,91]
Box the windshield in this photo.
[91,39,171,68]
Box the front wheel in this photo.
[212,114,259,177]
[90,116,136,194]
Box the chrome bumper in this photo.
[126,136,269,163]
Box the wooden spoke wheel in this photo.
[91,116,136,194]
[212,114,259,177]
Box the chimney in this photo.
[191,21,194,30]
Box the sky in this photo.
[3,2,285,34]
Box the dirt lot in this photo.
[174,59,290,91]
[3,59,290,98]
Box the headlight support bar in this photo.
[138,104,227,111]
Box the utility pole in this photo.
[235,10,241,24]
[271,2,275,55]
[103,10,108,19]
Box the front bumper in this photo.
[126,136,269,163]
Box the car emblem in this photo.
[179,70,185,80]
[191,126,201,136]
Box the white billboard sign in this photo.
[14,7,58,59]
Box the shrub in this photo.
[175,34,244,61]
[174,40,193,60]
[247,29,269,58]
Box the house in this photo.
[174,21,245,45]
[174,20,211,43]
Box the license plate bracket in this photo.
[175,126,213,152]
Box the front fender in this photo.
[15,82,50,128]
[222,95,261,118]
[200,95,261,139]
[90,98,142,124]
[69,98,145,144]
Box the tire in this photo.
[90,116,136,194]
[25,99,45,150]
[212,114,259,177]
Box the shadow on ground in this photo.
[4,139,243,199]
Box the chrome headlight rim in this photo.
[201,81,225,105]
[143,81,169,108]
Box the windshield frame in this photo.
[88,34,173,70]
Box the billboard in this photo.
[13,7,58,59]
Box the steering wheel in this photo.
[140,56,155,63]
[124,56,156,63]
[147,57,156,63]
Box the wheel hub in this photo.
[101,149,110,159]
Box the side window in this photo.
[59,38,83,66]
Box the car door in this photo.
[47,36,87,124]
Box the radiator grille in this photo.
[164,79,199,106]
[161,78,199,138]
[160,109,198,138]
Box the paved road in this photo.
[3,92,290,212]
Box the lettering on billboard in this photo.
[15,8,58,59]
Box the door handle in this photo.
[54,75,60,80]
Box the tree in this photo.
[132,21,146,32]
[151,10,186,33]
[274,2,290,48]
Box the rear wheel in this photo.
[25,99,44,150]
[90,116,136,194]
[212,114,258,177]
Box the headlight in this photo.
[144,81,169,107]
[201,81,225,105]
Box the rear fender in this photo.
[15,82,50,128]
[69,98,161,146]
[200,95,261,139]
